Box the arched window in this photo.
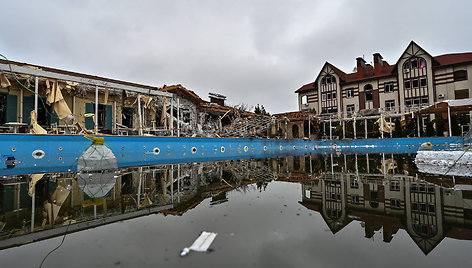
[321,75,336,85]
[403,57,427,72]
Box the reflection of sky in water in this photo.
[0,154,471,267]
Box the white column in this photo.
[170,99,174,136]
[366,153,370,173]
[285,119,288,139]
[95,86,99,133]
[20,88,23,122]
[448,105,452,137]
[380,113,384,139]
[353,117,357,139]
[137,168,142,208]
[389,117,392,138]
[329,118,332,140]
[137,94,143,136]
[30,192,35,232]
[342,120,345,139]
[170,165,174,202]
[364,119,368,139]
[73,95,76,125]
[308,116,311,139]
[113,100,116,133]
[34,76,38,113]
[177,98,180,137]
[417,114,421,137]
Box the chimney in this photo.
[373,53,384,75]
[356,57,366,78]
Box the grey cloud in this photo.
[0,0,471,113]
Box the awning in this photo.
[418,98,472,114]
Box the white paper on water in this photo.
[189,231,217,252]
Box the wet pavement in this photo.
[0,154,471,267]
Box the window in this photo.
[332,91,336,100]
[352,195,360,204]
[326,76,331,84]
[404,79,411,89]
[420,203,427,213]
[405,98,412,107]
[419,58,426,69]
[391,199,401,209]
[301,95,308,105]
[455,89,469,99]
[366,92,373,101]
[327,92,331,100]
[411,183,418,192]
[422,116,429,127]
[412,202,419,212]
[420,76,427,87]
[411,58,418,68]
[403,62,410,73]
[122,107,134,128]
[385,100,395,111]
[404,57,426,71]
[413,97,420,106]
[321,77,326,85]
[322,93,326,101]
[421,96,429,105]
[428,204,436,215]
[364,84,373,91]
[412,78,419,88]
[385,82,394,93]
[350,179,359,188]
[454,70,467,81]
[347,104,355,115]
[390,181,400,191]
[346,88,354,98]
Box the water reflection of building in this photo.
[300,153,472,255]
[0,158,282,248]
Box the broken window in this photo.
[122,107,134,128]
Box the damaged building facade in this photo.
[0,59,303,138]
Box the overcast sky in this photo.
[1,0,471,113]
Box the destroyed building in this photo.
[0,59,319,139]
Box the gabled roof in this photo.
[433,52,472,67]
[296,41,472,94]
[295,82,316,93]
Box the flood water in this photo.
[0,153,471,267]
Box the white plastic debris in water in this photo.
[180,231,217,257]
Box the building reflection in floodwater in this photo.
[0,154,471,255]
